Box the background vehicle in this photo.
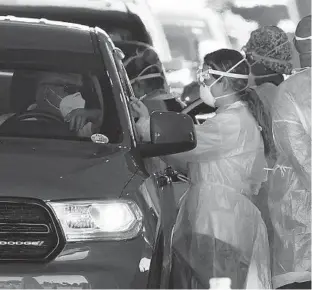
[147,0,310,105]
[159,9,231,95]
[148,2,232,97]
[122,0,172,63]
[0,16,196,289]
[0,0,172,64]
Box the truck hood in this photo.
[0,139,135,200]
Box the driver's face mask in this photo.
[37,85,85,118]
[197,58,249,108]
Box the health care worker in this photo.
[132,49,272,289]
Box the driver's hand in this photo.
[64,108,90,132]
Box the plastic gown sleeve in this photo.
[272,87,311,191]
[136,111,242,171]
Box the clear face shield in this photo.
[196,63,249,88]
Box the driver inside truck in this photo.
[0,71,103,138]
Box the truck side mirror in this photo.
[139,111,196,157]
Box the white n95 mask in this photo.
[59,92,85,118]
[200,85,216,108]
[42,87,86,118]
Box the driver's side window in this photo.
[118,63,134,102]
[114,58,142,142]
[0,69,115,141]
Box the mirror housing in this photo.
[139,111,196,158]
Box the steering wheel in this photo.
[16,111,65,124]
[0,110,78,138]
[181,98,203,125]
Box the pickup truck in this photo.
[0,16,196,289]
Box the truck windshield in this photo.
[0,49,122,143]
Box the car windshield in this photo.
[0,49,122,143]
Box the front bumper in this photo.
[0,236,156,289]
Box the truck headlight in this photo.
[48,200,143,242]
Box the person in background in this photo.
[268,15,311,290]
[243,25,293,165]
[244,25,292,96]
[123,45,175,197]
[123,45,177,115]
[132,49,272,289]
[243,26,294,251]
[242,24,294,166]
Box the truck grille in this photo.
[0,198,65,262]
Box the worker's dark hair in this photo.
[250,62,284,86]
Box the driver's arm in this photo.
[72,75,104,137]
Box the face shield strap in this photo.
[124,47,147,68]
[249,52,291,65]
[197,65,249,86]
[253,72,281,79]
[244,39,291,68]
[124,47,155,68]
[130,73,164,85]
[203,68,249,80]
[243,38,295,76]
[130,62,164,84]
[124,56,135,68]
[137,64,162,77]
[294,35,312,54]
[295,35,312,41]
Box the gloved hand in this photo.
[130,97,149,118]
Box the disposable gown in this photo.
[268,68,311,288]
[137,101,271,289]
